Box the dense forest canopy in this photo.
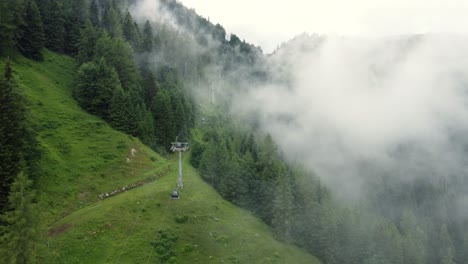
[1,0,468,263]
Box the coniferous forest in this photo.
[1,0,468,263]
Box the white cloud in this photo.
[232,35,468,200]
[179,0,468,52]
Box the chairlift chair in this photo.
[171,189,180,199]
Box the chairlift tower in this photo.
[170,139,189,189]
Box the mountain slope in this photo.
[6,51,319,263]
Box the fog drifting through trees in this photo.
[234,35,468,208]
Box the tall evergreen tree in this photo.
[74,58,122,119]
[76,20,98,65]
[199,140,221,186]
[42,0,65,52]
[63,17,81,56]
[0,172,37,264]
[272,168,294,241]
[17,0,45,60]
[0,62,27,211]
[69,0,87,24]
[89,0,100,27]
[400,210,427,264]
[122,11,140,49]
[437,224,455,264]
[151,90,175,150]
[0,0,25,55]
[64,0,87,56]
[134,104,155,148]
[142,71,158,106]
[94,33,141,92]
[141,20,154,52]
[108,88,132,133]
[102,6,122,38]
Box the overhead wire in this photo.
[114,185,151,264]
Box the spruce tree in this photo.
[0,62,27,211]
[0,0,25,55]
[63,5,84,57]
[134,104,155,148]
[218,152,245,202]
[89,0,100,27]
[272,168,294,241]
[151,90,175,150]
[122,11,140,49]
[76,20,98,65]
[63,19,81,56]
[108,88,132,133]
[43,0,65,52]
[189,139,205,169]
[199,140,220,186]
[102,6,122,38]
[438,224,455,264]
[0,171,37,264]
[17,0,45,60]
[94,33,141,92]
[74,58,122,119]
[400,210,426,264]
[142,71,158,106]
[141,20,154,52]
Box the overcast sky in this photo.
[178,0,468,53]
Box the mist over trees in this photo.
[1,0,468,264]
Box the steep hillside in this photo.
[7,52,319,263]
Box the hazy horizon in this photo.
[179,0,468,53]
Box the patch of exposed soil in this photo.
[48,223,72,237]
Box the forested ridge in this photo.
[1,0,468,263]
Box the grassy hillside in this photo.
[5,51,320,263]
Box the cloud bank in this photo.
[180,0,468,53]
[235,35,468,201]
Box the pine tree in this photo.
[122,11,140,49]
[108,88,132,133]
[64,0,87,57]
[17,0,45,60]
[0,62,27,211]
[102,6,122,38]
[151,90,175,150]
[70,0,87,24]
[122,93,144,137]
[257,134,280,178]
[368,219,404,264]
[141,20,154,52]
[199,140,220,186]
[212,141,233,196]
[0,0,25,55]
[272,167,294,241]
[63,17,81,56]
[172,93,187,135]
[76,20,98,65]
[189,139,205,168]
[94,33,141,92]
[0,171,37,264]
[438,224,455,264]
[89,0,100,27]
[134,105,155,148]
[400,210,427,264]
[142,71,158,106]
[43,0,65,52]
[74,58,122,119]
